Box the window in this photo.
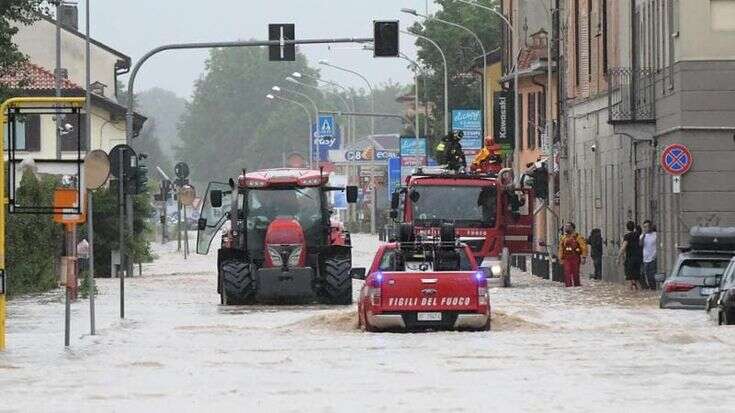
[676,259,731,278]
[575,0,581,86]
[538,91,546,148]
[4,114,40,151]
[60,114,87,151]
[602,0,608,74]
[528,93,536,149]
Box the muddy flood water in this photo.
[2,234,735,412]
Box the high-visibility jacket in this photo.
[558,233,588,259]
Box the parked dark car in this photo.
[705,257,735,325]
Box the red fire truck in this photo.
[389,167,534,287]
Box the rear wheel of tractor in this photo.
[322,256,352,305]
[221,260,256,305]
[501,247,511,288]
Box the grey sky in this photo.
[83,0,434,99]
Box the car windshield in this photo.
[247,187,322,247]
[378,247,473,271]
[676,259,731,278]
[411,185,496,227]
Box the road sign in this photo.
[314,115,340,162]
[317,114,335,138]
[661,143,693,175]
[174,162,190,179]
[673,175,682,194]
[268,24,295,61]
[109,144,136,179]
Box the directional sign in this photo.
[672,175,682,194]
[268,24,295,61]
[661,143,693,175]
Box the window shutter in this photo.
[25,115,41,152]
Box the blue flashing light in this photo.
[475,271,485,281]
[376,272,384,283]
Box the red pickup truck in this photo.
[353,228,491,332]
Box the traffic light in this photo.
[374,20,399,57]
[133,164,149,194]
[531,164,548,200]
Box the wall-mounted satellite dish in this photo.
[84,149,111,190]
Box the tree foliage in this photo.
[6,171,63,296]
[410,0,502,143]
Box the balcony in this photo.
[606,68,656,123]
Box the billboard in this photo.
[399,136,428,181]
[493,91,515,156]
[451,109,483,151]
[387,157,401,201]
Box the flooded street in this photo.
[2,234,735,412]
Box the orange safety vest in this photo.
[559,233,588,259]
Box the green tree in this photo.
[0,0,50,101]
[5,171,63,296]
[410,0,502,145]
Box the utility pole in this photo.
[54,1,62,161]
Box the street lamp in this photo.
[401,8,488,136]
[318,59,375,136]
[266,93,312,167]
[402,29,449,135]
[292,72,357,143]
[271,85,319,167]
[286,75,353,144]
[456,0,520,171]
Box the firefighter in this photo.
[435,130,466,172]
[558,222,588,287]
[471,136,503,174]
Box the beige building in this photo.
[3,7,145,181]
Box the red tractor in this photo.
[196,168,358,305]
[390,167,534,287]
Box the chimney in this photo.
[58,4,78,30]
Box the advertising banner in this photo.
[451,109,483,151]
[388,157,401,201]
[493,91,515,156]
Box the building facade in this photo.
[561,0,735,281]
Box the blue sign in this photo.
[312,115,340,162]
[400,136,427,156]
[388,157,401,201]
[451,109,483,151]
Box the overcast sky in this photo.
[82,0,436,99]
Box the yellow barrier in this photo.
[0,97,85,351]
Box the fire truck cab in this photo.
[390,167,534,287]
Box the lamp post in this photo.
[318,60,375,136]
[292,72,356,144]
[272,85,319,167]
[266,93,312,166]
[399,53,424,148]
[456,0,520,171]
[402,29,449,135]
[286,76,351,144]
[402,8,488,135]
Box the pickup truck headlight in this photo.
[491,264,502,276]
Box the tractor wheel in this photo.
[321,256,353,305]
[501,247,511,288]
[221,260,256,305]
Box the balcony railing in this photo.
[606,68,656,123]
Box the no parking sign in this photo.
[660,143,693,194]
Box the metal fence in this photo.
[607,68,656,123]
